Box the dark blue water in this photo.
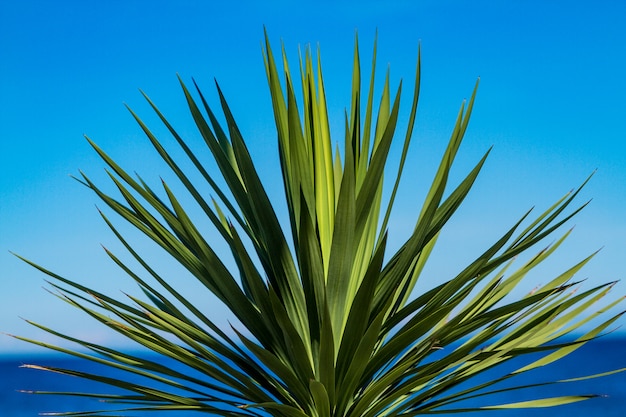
[2,338,624,416]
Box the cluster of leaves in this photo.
[14,33,624,416]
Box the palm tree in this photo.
[14,32,624,416]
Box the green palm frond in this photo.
[13,32,624,416]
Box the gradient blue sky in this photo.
[1,1,625,353]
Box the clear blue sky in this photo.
[1,0,625,353]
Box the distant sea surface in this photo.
[2,338,624,416]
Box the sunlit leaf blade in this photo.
[482,395,597,409]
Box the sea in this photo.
[1,337,624,416]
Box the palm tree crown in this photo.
[14,32,624,416]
